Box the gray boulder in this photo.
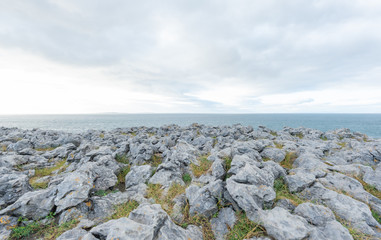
[260,147,285,163]
[285,169,316,193]
[54,171,93,212]
[90,204,202,240]
[0,168,31,208]
[125,165,152,189]
[260,207,312,240]
[0,187,57,220]
[211,207,236,240]
[57,227,89,240]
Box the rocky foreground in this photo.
[0,124,380,240]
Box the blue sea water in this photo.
[0,114,380,138]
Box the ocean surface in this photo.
[0,114,380,138]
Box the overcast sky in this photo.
[1,0,381,114]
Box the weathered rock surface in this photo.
[0,125,380,239]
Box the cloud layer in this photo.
[1,0,381,113]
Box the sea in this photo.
[0,114,380,138]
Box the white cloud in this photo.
[0,0,381,113]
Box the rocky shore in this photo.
[0,124,380,240]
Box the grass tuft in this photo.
[150,153,163,167]
[146,183,186,216]
[320,136,328,141]
[294,133,304,139]
[223,156,232,172]
[117,165,131,184]
[35,146,58,152]
[226,211,267,240]
[182,173,192,185]
[191,155,212,178]
[274,142,283,149]
[99,133,105,138]
[109,200,139,219]
[1,145,7,152]
[280,152,297,170]
[270,131,278,136]
[337,142,346,148]
[29,159,67,189]
[181,201,215,240]
[10,219,78,239]
[274,177,305,206]
[351,175,381,199]
[115,154,129,164]
[372,210,381,224]
[335,215,373,240]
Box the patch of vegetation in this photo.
[182,173,192,185]
[30,180,49,189]
[363,136,370,142]
[352,175,381,199]
[335,215,373,240]
[131,132,137,137]
[1,145,7,152]
[262,157,271,162]
[274,141,283,149]
[29,159,67,189]
[10,219,78,239]
[320,136,328,141]
[99,133,105,138]
[146,183,186,216]
[226,211,267,240]
[294,133,304,139]
[337,142,346,148]
[372,210,381,224]
[109,200,139,220]
[273,177,305,206]
[35,146,58,152]
[280,152,297,170]
[150,153,163,167]
[180,201,215,240]
[270,131,278,137]
[117,165,131,184]
[94,189,118,197]
[35,159,67,177]
[223,156,232,172]
[115,154,129,164]
[191,155,212,178]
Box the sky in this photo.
[1,0,381,114]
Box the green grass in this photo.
[279,152,297,170]
[146,183,186,216]
[294,133,304,139]
[99,133,105,138]
[10,219,78,239]
[320,136,328,141]
[274,142,283,149]
[115,154,129,164]
[182,173,192,184]
[335,215,373,240]
[1,145,7,152]
[34,146,58,152]
[30,180,49,189]
[180,201,215,240]
[191,155,212,177]
[226,211,267,240]
[117,165,131,184]
[150,153,163,167]
[352,175,381,199]
[94,189,118,197]
[337,142,346,148]
[109,200,139,219]
[371,210,381,224]
[224,156,232,172]
[29,159,67,189]
[270,131,278,136]
[273,177,305,205]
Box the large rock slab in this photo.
[90,204,202,240]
